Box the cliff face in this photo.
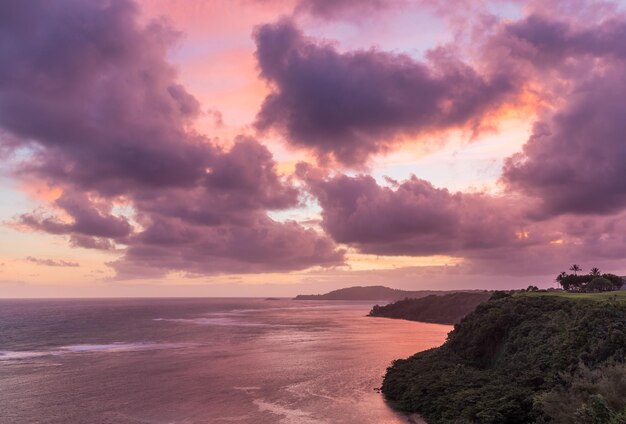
[368,292,491,324]
[382,295,626,423]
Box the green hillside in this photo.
[518,290,626,302]
[382,293,626,423]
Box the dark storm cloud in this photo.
[1,0,344,276]
[253,19,516,165]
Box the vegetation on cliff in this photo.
[368,292,492,324]
[556,265,624,292]
[556,273,624,293]
[382,293,626,423]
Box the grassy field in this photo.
[516,290,626,302]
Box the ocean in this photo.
[0,298,451,423]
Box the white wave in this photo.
[155,317,267,326]
[233,386,261,391]
[0,350,51,360]
[154,317,293,327]
[60,342,187,353]
[253,399,328,424]
[0,342,190,362]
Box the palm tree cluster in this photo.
[556,265,624,292]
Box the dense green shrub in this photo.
[538,364,626,423]
[588,277,615,293]
[557,273,623,292]
[382,296,626,423]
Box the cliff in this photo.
[368,292,491,324]
[382,293,626,423]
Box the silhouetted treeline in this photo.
[556,269,624,292]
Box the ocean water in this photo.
[0,298,451,423]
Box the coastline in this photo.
[381,293,626,422]
[407,414,428,424]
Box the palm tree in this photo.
[570,264,581,275]
[590,267,601,276]
[556,272,570,290]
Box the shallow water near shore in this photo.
[0,298,450,423]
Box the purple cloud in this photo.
[111,215,344,278]
[498,13,626,216]
[289,6,626,275]
[19,193,132,238]
[300,165,530,256]
[300,165,626,276]
[1,0,345,276]
[69,235,116,251]
[294,0,394,19]
[6,0,626,282]
[26,257,79,267]
[0,1,213,196]
[290,5,626,272]
[253,19,516,165]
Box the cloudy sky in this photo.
[2,0,626,297]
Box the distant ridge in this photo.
[294,285,474,301]
[368,292,492,324]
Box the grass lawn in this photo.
[517,290,626,302]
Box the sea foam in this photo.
[0,342,189,362]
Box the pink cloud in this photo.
[4,0,626,285]
[1,0,344,277]
[26,257,80,267]
[253,19,518,166]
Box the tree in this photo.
[590,267,601,276]
[570,264,582,275]
[587,277,613,292]
[556,272,571,291]
[602,274,624,291]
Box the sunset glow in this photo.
[2,0,626,297]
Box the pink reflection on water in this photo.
[227,301,451,423]
[0,299,451,424]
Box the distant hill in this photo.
[368,292,492,324]
[294,285,471,301]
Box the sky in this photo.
[2,0,626,297]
